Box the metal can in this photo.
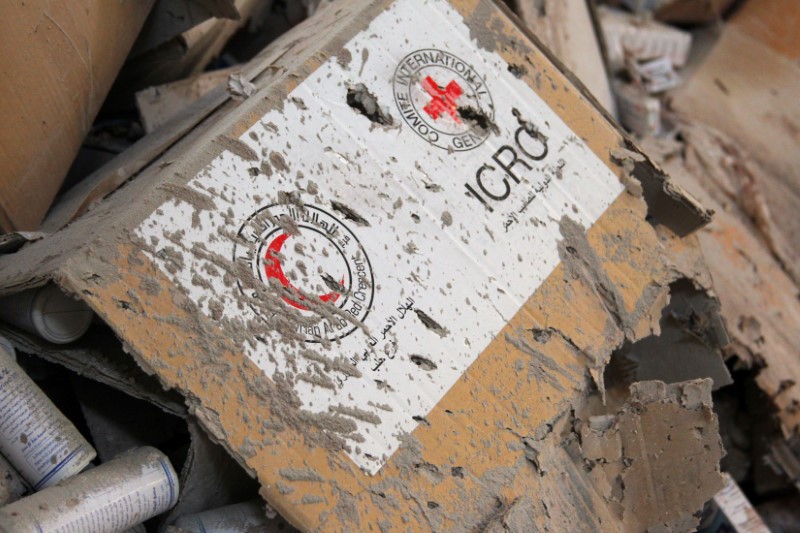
[0,343,96,490]
[0,284,93,344]
[0,453,27,506]
[0,446,179,533]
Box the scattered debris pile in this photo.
[0,0,796,531]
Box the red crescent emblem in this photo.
[264,233,343,311]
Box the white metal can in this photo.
[0,338,13,362]
[0,446,179,533]
[0,453,27,506]
[0,284,93,344]
[173,499,273,532]
[0,343,96,490]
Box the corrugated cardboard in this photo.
[514,0,616,115]
[0,0,155,232]
[135,68,236,134]
[599,6,692,71]
[672,0,800,287]
[0,0,721,529]
[647,121,800,447]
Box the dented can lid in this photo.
[29,285,93,344]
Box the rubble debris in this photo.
[671,0,800,287]
[645,122,800,441]
[110,0,264,98]
[160,421,261,527]
[171,499,281,532]
[599,6,692,71]
[696,473,770,533]
[513,0,616,114]
[130,0,243,57]
[579,379,725,532]
[228,73,257,100]
[609,278,732,391]
[623,0,738,24]
[0,0,780,529]
[135,68,236,133]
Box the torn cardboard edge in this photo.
[5,0,707,243]
[0,232,47,255]
[135,68,238,134]
[0,323,186,417]
[611,142,712,236]
[37,7,312,235]
[0,0,722,529]
[500,1,710,237]
[130,0,244,58]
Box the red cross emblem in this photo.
[421,76,462,122]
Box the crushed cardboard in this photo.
[671,0,800,288]
[0,0,728,529]
[513,0,616,114]
[599,6,693,71]
[0,0,155,232]
[641,122,800,453]
[136,68,236,134]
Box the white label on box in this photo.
[136,0,625,474]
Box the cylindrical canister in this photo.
[174,499,273,532]
[0,338,13,361]
[0,453,27,506]
[0,446,179,533]
[0,284,93,344]
[0,343,96,490]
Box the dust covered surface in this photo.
[0,0,725,530]
[576,379,724,532]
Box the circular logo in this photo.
[232,203,374,342]
[393,49,495,151]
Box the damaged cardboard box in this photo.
[599,6,692,72]
[512,0,617,115]
[645,0,800,463]
[0,0,725,529]
[671,0,800,287]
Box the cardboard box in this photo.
[514,0,616,114]
[135,68,236,133]
[0,0,722,529]
[614,81,662,136]
[649,121,800,449]
[697,473,770,533]
[672,0,800,287]
[599,6,692,71]
[0,0,155,232]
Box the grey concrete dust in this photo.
[215,135,259,162]
[413,309,448,338]
[330,200,370,226]
[346,83,394,126]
